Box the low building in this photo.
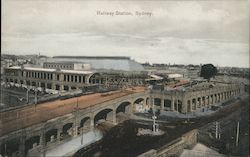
[151,81,241,113]
[3,66,147,92]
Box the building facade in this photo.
[3,66,147,91]
[150,82,241,113]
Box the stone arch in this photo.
[45,129,58,144]
[94,108,114,124]
[25,135,40,155]
[0,138,20,157]
[116,101,131,114]
[79,117,91,128]
[61,122,74,137]
[134,98,144,104]
[133,98,145,112]
[78,117,91,133]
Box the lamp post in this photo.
[26,87,30,103]
[152,114,157,133]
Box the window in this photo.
[82,76,85,83]
[79,76,82,83]
[75,75,77,82]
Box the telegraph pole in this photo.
[215,121,219,139]
[42,127,46,157]
[35,89,37,104]
[4,143,6,157]
[74,98,79,137]
[26,87,29,103]
[236,121,240,147]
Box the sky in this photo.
[1,0,249,68]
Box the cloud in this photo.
[1,0,249,67]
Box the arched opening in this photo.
[55,84,60,90]
[0,139,20,157]
[79,117,91,134]
[177,100,182,113]
[64,85,69,91]
[202,96,206,106]
[45,129,58,144]
[94,108,113,125]
[47,83,52,89]
[192,98,196,110]
[154,98,161,107]
[116,102,131,123]
[89,73,102,84]
[210,95,214,105]
[214,94,217,103]
[61,123,74,138]
[25,136,40,155]
[116,101,131,114]
[164,99,171,111]
[197,97,201,107]
[206,96,210,105]
[133,98,144,112]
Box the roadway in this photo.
[0,87,145,137]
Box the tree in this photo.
[200,64,218,80]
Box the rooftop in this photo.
[48,56,144,71]
[5,66,94,74]
[53,56,131,60]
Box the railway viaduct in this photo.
[0,89,149,157]
[0,82,242,157]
